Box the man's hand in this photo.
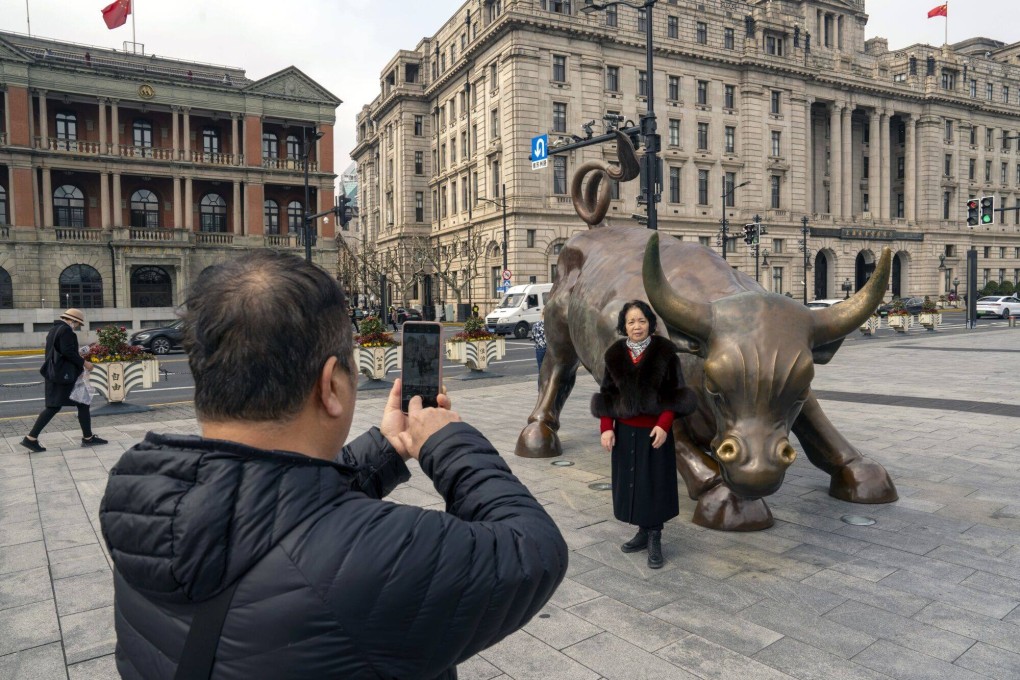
[380,379,453,460]
[650,425,667,449]
[397,393,460,460]
[600,430,615,453]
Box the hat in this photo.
[60,308,86,325]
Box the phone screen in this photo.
[400,322,443,413]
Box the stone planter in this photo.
[88,359,160,403]
[859,316,880,336]
[445,337,506,371]
[355,345,401,381]
[887,315,911,333]
[919,312,942,331]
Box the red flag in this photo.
[927,4,948,18]
[101,0,131,29]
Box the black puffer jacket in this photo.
[99,423,568,679]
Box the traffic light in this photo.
[743,224,755,245]
[336,195,353,231]
[980,196,995,225]
[966,198,980,226]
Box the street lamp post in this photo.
[579,0,661,230]
[302,127,324,264]
[842,277,853,299]
[953,276,960,306]
[478,186,509,282]
[800,216,811,304]
[719,180,750,260]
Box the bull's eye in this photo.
[704,379,720,395]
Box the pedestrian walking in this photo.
[590,300,696,569]
[350,305,360,333]
[21,309,108,452]
[389,305,399,331]
[533,310,547,379]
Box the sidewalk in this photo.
[2,328,1020,679]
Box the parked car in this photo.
[396,307,423,324]
[877,296,924,317]
[976,295,1020,319]
[129,320,184,355]
[806,299,845,310]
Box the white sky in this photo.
[2,0,1017,185]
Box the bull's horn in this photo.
[643,233,712,341]
[569,131,640,227]
[812,247,892,346]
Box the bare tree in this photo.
[422,230,487,304]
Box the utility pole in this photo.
[719,179,750,260]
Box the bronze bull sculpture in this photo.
[514,134,897,531]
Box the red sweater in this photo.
[598,346,676,433]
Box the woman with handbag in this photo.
[21,309,107,453]
[590,300,696,569]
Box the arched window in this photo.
[130,189,160,228]
[0,185,7,226]
[53,185,85,228]
[200,193,227,232]
[285,134,301,160]
[133,120,153,156]
[262,132,278,159]
[287,201,303,234]
[202,127,220,155]
[264,199,280,235]
[59,264,103,309]
[55,112,78,149]
[130,266,172,307]
[0,267,12,308]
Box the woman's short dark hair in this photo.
[182,250,353,423]
[616,300,657,336]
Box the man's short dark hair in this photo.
[616,299,658,336]
[183,251,353,422]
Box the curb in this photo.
[0,349,43,356]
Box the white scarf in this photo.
[625,336,652,358]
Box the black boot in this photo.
[647,530,664,569]
[621,528,648,553]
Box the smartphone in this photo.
[400,321,443,413]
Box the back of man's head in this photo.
[183,251,353,423]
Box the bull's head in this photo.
[643,234,890,498]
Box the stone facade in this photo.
[352,0,1020,310]
[0,30,342,328]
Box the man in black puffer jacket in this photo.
[99,251,568,680]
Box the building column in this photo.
[98,99,108,153]
[41,167,52,227]
[829,102,842,217]
[841,104,852,219]
[904,113,916,223]
[110,101,120,154]
[233,181,242,235]
[231,114,239,164]
[111,173,122,227]
[868,109,881,217]
[100,172,110,228]
[37,91,48,149]
[171,106,180,160]
[879,110,890,220]
[184,177,193,230]
[804,98,814,214]
[182,109,191,161]
[172,176,182,228]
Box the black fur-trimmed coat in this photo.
[591,335,697,421]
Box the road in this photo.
[0,315,1011,420]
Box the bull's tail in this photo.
[569,130,641,227]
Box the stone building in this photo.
[352,0,1020,311]
[0,30,341,344]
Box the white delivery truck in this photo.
[485,283,553,338]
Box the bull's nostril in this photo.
[779,444,797,466]
[716,439,739,463]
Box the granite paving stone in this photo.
[60,605,116,664]
[479,630,600,680]
[0,520,42,549]
[0,567,53,613]
[780,543,898,583]
[0,542,47,577]
[958,569,1020,600]
[561,632,700,680]
[751,637,896,680]
[851,640,987,680]
[567,596,687,652]
[0,641,68,680]
[0,601,60,657]
[456,655,504,680]
[651,600,784,656]
[912,601,1020,653]
[823,600,975,663]
[656,634,799,680]
[66,654,119,680]
[53,570,115,616]
[952,641,1020,678]
[800,569,931,617]
[737,599,876,659]
[877,568,1019,619]
[521,602,602,650]
[570,566,683,613]
[725,570,847,616]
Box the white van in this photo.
[485,283,553,338]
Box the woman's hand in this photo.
[84,360,94,372]
[650,426,668,449]
[600,430,615,452]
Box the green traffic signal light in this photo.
[980,196,995,224]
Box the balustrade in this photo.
[118,145,176,160]
[195,232,234,245]
[261,157,319,172]
[55,227,103,241]
[264,234,299,247]
[129,228,176,242]
[192,151,236,166]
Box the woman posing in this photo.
[591,300,696,568]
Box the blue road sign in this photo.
[531,134,549,162]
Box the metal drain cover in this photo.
[551,460,575,467]
[841,515,876,526]
[588,482,612,491]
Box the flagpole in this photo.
[25,0,31,35]
[945,1,948,46]
[132,0,137,53]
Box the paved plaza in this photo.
[2,327,1020,679]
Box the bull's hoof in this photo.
[515,422,562,458]
[829,458,898,504]
[692,483,774,531]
